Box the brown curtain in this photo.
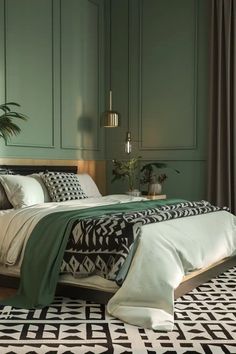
[207,0,236,213]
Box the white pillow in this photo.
[30,173,51,202]
[77,173,101,198]
[0,175,45,208]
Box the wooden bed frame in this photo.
[0,164,236,304]
[1,255,236,304]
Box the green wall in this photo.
[0,0,210,200]
[0,0,105,160]
[106,0,210,200]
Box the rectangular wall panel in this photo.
[0,0,4,104]
[139,0,197,150]
[60,0,102,150]
[5,0,54,147]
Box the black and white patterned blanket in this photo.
[60,200,228,281]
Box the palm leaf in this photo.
[0,117,21,139]
[3,112,28,120]
[4,102,21,107]
[140,162,167,173]
[0,102,28,142]
[0,104,10,113]
[0,102,21,112]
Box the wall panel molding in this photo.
[4,0,55,148]
[129,0,199,151]
[60,0,103,151]
[0,0,4,104]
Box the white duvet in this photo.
[0,195,236,331]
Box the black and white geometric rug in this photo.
[0,267,236,354]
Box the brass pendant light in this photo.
[103,90,119,128]
[102,0,120,128]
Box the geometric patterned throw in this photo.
[0,267,236,353]
[62,200,228,282]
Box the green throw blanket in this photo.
[1,199,184,309]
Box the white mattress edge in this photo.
[0,265,118,293]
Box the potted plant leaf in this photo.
[0,102,28,142]
[112,156,141,193]
[140,162,180,195]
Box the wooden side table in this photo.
[145,194,167,200]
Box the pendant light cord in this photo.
[109,0,112,92]
[103,0,119,128]
[109,0,113,111]
[127,0,130,133]
[125,0,132,154]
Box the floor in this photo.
[1,268,236,353]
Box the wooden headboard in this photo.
[0,165,78,175]
[0,159,106,195]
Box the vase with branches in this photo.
[140,162,180,195]
[0,102,28,142]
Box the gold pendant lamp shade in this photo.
[103,110,119,127]
[102,90,120,128]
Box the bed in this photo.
[0,164,236,331]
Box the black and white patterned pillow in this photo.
[42,172,87,202]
